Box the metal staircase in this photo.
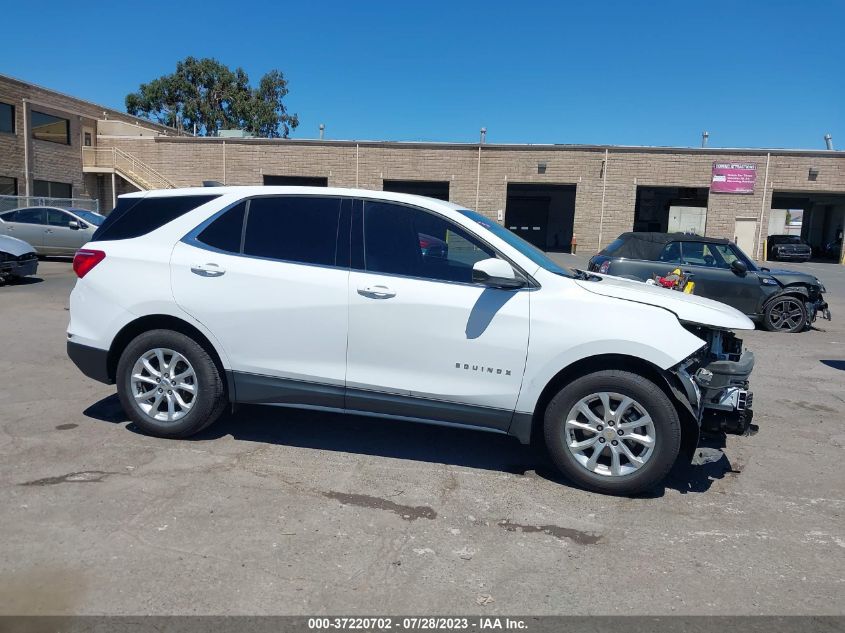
[82,146,176,190]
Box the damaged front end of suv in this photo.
[672,325,756,438]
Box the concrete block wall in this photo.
[99,135,845,257]
[0,74,175,204]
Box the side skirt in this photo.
[228,371,517,437]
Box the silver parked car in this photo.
[0,207,105,256]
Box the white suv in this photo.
[68,187,756,495]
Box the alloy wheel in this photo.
[564,392,656,477]
[769,298,805,331]
[130,348,197,422]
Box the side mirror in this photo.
[68,220,80,230]
[730,259,748,275]
[472,258,526,289]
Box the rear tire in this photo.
[116,329,227,438]
[543,370,681,495]
[763,296,807,333]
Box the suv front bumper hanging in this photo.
[694,350,755,435]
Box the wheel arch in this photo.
[107,314,232,398]
[763,286,809,309]
[516,353,698,459]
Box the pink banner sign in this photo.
[711,162,757,194]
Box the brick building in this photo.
[3,73,844,260]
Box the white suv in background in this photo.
[68,187,757,495]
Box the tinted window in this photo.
[0,210,17,221]
[657,242,682,263]
[366,202,495,283]
[15,208,46,225]
[196,202,247,253]
[47,209,72,227]
[31,111,70,145]
[93,195,220,242]
[0,103,13,134]
[243,196,341,266]
[681,242,737,269]
[602,238,626,255]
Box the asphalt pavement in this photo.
[0,259,843,615]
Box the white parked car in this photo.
[67,187,756,495]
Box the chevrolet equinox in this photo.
[68,187,757,495]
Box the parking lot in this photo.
[0,258,843,615]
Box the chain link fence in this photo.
[0,195,100,214]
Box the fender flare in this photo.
[762,286,809,311]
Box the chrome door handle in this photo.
[190,263,225,277]
[357,284,396,299]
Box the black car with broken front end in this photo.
[588,232,830,333]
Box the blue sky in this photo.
[2,0,842,149]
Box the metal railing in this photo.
[82,146,176,190]
[0,194,100,214]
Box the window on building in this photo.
[364,201,495,283]
[31,110,70,145]
[196,201,247,253]
[0,102,14,134]
[33,180,72,198]
[0,176,17,196]
[242,196,341,266]
[83,132,92,146]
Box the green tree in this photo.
[125,57,298,137]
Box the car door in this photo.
[680,241,760,315]
[3,208,46,250]
[345,199,530,432]
[171,195,351,407]
[44,209,87,255]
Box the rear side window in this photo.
[196,202,246,253]
[602,238,626,255]
[242,196,341,266]
[92,195,220,242]
[15,208,46,225]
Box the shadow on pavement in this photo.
[83,393,734,497]
[821,359,845,371]
[2,276,43,286]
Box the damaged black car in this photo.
[588,232,830,333]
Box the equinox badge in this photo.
[456,363,512,376]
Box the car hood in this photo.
[0,234,36,256]
[575,274,755,330]
[761,268,822,288]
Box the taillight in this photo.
[598,260,611,274]
[73,249,106,278]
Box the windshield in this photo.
[70,210,105,226]
[458,210,572,276]
[773,235,803,244]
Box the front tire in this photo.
[763,296,807,333]
[543,370,681,495]
[116,329,227,438]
